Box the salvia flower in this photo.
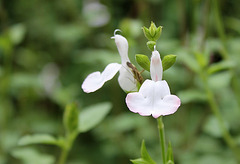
[126,49,181,118]
[82,30,137,93]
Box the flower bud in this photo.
[147,41,156,51]
[142,22,163,41]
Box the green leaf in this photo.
[64,103,79,134]
[141,140,156,164]
[11,147,55,164]
[194,52,207,68]
[131,140,156,164]
[18,134,63,147]
[136,54,150,72]
[131,158,152,164]
[78,102,112,133]
[178,89,207,104]
[162,55,177,71]
[207,60,236,74]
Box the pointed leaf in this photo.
[162,55,177,71]
[131,158,152,164]
[141,140,156,164]
[136,54,150,72]
[207,60,236,74]
[18,134,63,147]
[78,102,112,133]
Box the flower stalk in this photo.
[157,116,166,164]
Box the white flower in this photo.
[126,50,181,118]
[82,30,137,93]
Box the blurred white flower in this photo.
[83,1,110,27]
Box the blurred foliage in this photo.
[1,0,240,163]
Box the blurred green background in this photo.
[1,0,240,163]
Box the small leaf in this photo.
[63,103,79,134]
[162,55,177,71]
[18,134,63,147]
[207,60,236,74]
[78,102,112,133]
[130,140,156,164]
[140,140,156,164]
[136,54,150,72]
[131,158,151,164]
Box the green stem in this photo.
[58,132,77,164]
[58,148,68,164]
[157,116,166,164]
[201,72,240,162]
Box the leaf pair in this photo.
[136,54,177,72]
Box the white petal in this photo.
[150,50,163,81]
[112,34,130,64]
[152,95,181,118]
[82,63,121,93]
[118,66,138,92]
[126,79,180,118]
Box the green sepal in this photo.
[162,54,177,71]
[130,140,156,164]
[136,54,150,72]
[147,41,156,51]
[64,103,79,135]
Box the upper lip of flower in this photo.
[81,30,137,93]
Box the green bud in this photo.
[142,22,163,41]
[162,55,177,71]
[135,54,150,72]
[147,41,156,51]
[64,103,79,134]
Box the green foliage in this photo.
[11,148,55,164]
[78,102,112,133]
[18,134,64,147]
